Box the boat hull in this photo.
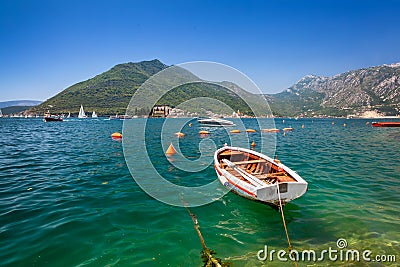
[44,117,63,122]
[198,117,235,126]
[372,122,400,127]
[214,146,307,207]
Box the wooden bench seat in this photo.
[219,150,244,156]
[220,159,267,167]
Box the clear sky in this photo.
[1,0,400,101]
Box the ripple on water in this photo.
[0,118,399,266]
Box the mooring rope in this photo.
[276,184,299,267]
[182,199,230,267]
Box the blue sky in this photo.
[1,0,400,101]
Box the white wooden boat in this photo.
[214,146,307,207]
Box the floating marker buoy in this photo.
[343,123,347,127]
[230,129,240,133]
[251,141,256,147]
[175,132,185,137]
[366,122,370,125]
[301,124,305,129]
[199,130,210,134]
[262,128,280,132]
[188,123,192,127]
[332,121,335,125]
[165,143,177,155]
[246,129,256,133]
[111,132,122,139]
[283,127,294,131]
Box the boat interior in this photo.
[218,149,297,185]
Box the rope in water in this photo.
[276,184,299,267]
[182,200,230,267]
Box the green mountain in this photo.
[1,106,35,115]
[32,59,168,115]
[268,63,400,117]
[31,60,270,117]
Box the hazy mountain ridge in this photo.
[0,100,42,109]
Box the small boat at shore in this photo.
[109,114,132,120]
[372,121,400,127]
[43,111,63,122]
[198,117,235,126]
[214,146,307,207]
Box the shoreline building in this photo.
[151,105,171,118]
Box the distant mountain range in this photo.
[28,60,400,117]
[0,100,42,115]
[0,100,42,109]
[268,63,400,117]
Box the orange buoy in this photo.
[262,128,280,133]
[111,132,122,139]
[165,143,177,155]
[301,124,305,129]
[230,129,240,133]
[175,132,185,137]
[251,141,256,147]
[246,129,256,133]
[199,130,210,134]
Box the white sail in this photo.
[0,109,2,117]
[78,105,87,118]
[92,111,97,118]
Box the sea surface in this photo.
[0,117,399,266]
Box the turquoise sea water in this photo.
[0,117,399,266]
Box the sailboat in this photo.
[78,105,87,118]
[0,109,3,118]
[92,111,98,118]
